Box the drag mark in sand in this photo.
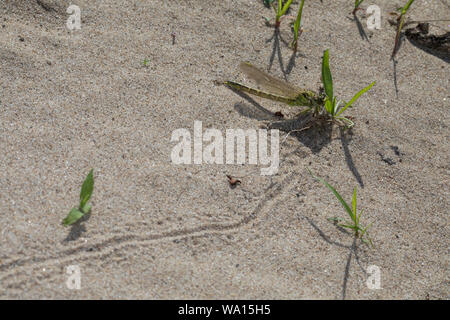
[0,174,296,290]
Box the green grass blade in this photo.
[392,0,415,58]
[321,49,334,100]
[339,223,357,229]
[360,221,373,237]
[356,209,364,225]
[352,186,357,221]
[291,0,305,51]
[308,169,355,221]
[336,81,375,117]
[392,14,406,58]
[325,99,334,115]
[81,203,92,214]
[293,0,304,38]
[79,169,94,209]
[355,0,365,8]
[332,97,337,116]
[275,0,282,18]
[339,223,359,233]
[62,208,84,227]
[401,0,415,14]
[280,0,293,16]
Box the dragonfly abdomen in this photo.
[225,81,297,105]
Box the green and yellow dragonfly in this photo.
[225,62,325,112]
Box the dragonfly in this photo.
[225,62,325,113]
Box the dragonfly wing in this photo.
[239,62,303,100]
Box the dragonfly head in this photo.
[293,91,322,108]
[302,91,325,109]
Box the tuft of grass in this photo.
[62,169,94,227]
[308,169,373,246]
[312,49,375,128]
[392,0,415,59]
[353,0,366,15]
[290,0,305,52]
[142,58,150,67]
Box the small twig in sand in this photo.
[281,126,311,144]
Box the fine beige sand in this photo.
[0,0,448,299]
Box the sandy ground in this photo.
[0,0,448,299]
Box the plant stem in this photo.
[392,0,415,59]
[292,0,305,51]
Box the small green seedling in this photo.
[392,0,415,59]
[316,49,375,128]
[353,0,366,15]
[62,169,94,227]
[266,0,293,28]
[142,58,150,67]
[308,169,373,246]
[290,0,305,52]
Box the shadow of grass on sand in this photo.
[265,28,306,79]
[303,216,368,300]
[347,14,370,42]
[62,211,92,242]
